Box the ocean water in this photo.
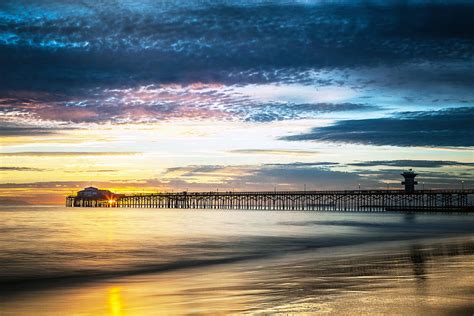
[0,206,473,315]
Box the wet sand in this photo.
[1,207,474,315]
[1,237,473,315]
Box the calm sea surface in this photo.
[0,206,473,315]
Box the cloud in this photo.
[0,120,77,136]
[64,169,119,173]
[0,151,141,157]
[0,180,152,189]
[1,1,473,128]
[282,107,474,147]
[265,162,339,167]
[1,1,473,91]
[0,126,65,137]
[160,162,367,190]
[229,149,319,156]
[156,160,472,192]
[247,163,364,189]
[1,1,473,204]
[349,160,474,168]
[0,84,376,124]
[0,197,31,205]
[0,167,46,171]
[238,102,377,123]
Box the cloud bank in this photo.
[1,0,473,131]
[282,107,474,147]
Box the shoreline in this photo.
[1,235,473,315]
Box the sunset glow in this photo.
[1,2,474,315]
[1,0,473,204]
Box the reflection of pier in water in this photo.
[277,238,474,299]
[66,189,474,212]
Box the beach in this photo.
[1,206,473,315]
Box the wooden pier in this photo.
[66,189,474,212]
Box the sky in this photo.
[0,0,473,204]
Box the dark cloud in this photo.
[0,121,77,136]
[349,160,474,168]
[0,125,65,137]
[0,1,473,92]
[1,0,473,128]
[1,0,473,169]
[282,107,474,147]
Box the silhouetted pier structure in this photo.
[66,189,474,212]
[401,169,418,194]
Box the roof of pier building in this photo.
[77,187,116,200]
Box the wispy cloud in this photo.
[0,125,69,137]
[160,162,368,190]
[1,1,472,125]
[0,84,376,124]
[0,167,47,171]
[229,149,319,156]
[349,160,474,168]
[64,169,120,173]
[0,152,141,157]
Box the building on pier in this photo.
[401,169,418,193]
[77,187,116,200]
[73,187,123,207]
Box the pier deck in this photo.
[66,189,474,212]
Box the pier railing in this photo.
[66,189,474,212]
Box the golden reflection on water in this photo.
[0,238,473,315]
[108,286,124,316]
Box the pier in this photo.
[66,171,473,212]
[66,189,474,212]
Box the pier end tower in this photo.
[401,169,418,193]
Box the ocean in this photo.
[0,206,473,315]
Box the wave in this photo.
[0,253,266,295]
[2,232,473,295]
[278,219,474,232]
